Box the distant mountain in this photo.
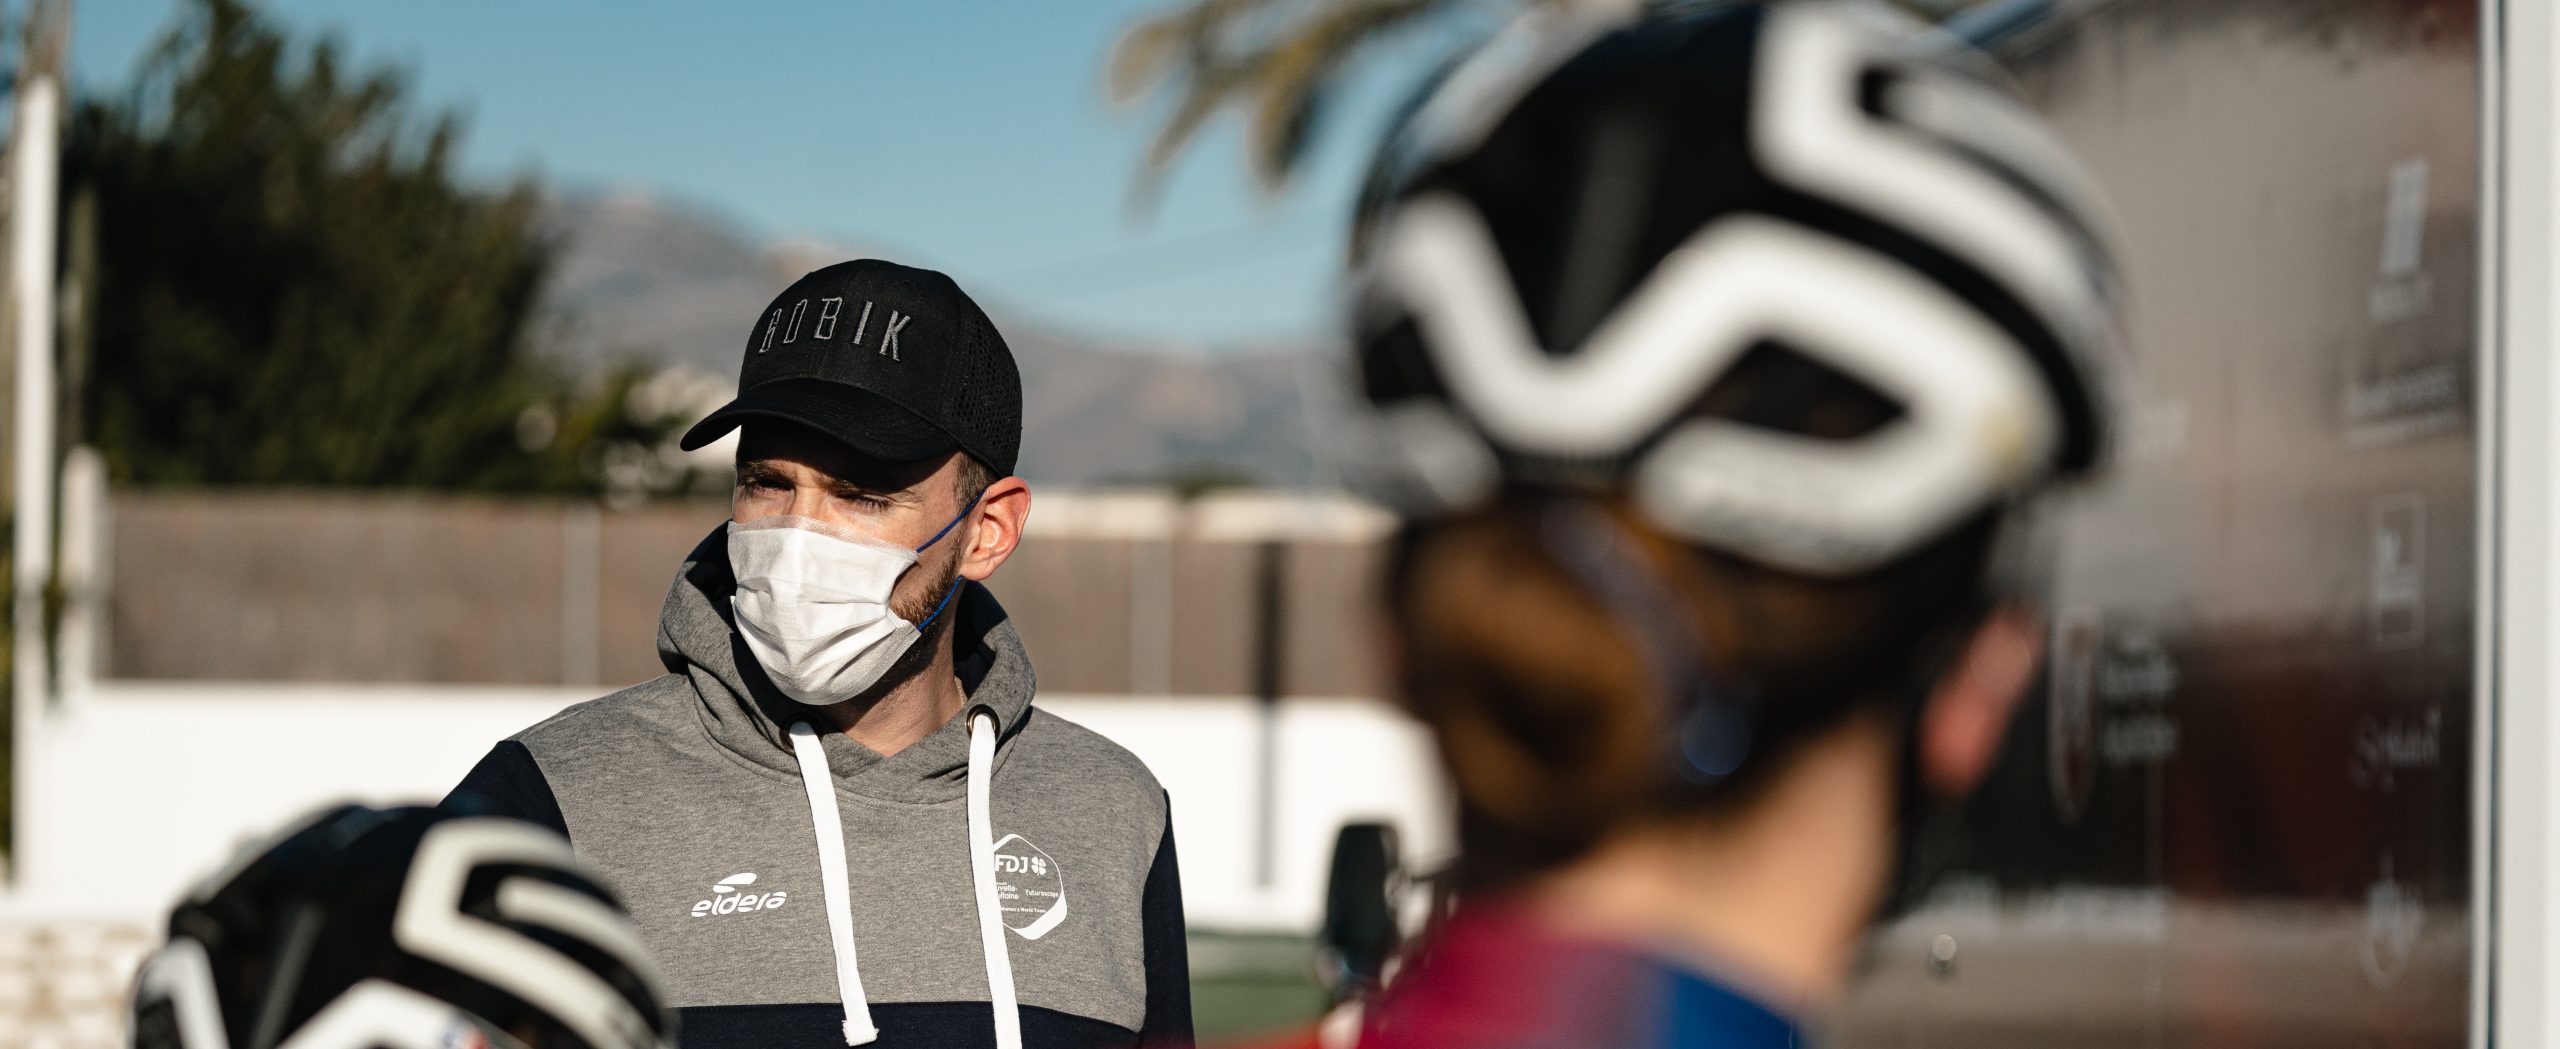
[529,189,1329,486]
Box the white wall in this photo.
[1041,695,1452,930]
[2,682,1448,935]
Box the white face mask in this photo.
[727,503,973,706]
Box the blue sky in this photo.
[73,1,1467,350]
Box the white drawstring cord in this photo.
[966,711,1024,1049]
[790,721,880,1046]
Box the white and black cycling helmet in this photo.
[1348,0,2120,577]
[129,804,674,1049]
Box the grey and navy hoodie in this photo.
[446,527,1191,1049]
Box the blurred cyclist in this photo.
[1328,1,2120,1046]
[128,804,676,1049]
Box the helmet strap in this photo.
[1534,499,1765,787]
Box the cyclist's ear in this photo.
[1916,605,2043,799]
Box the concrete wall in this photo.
[101,490,1393,696]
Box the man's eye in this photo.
[842,492,893,510]
[740,476,789,492]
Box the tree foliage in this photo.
[64,0,662,491]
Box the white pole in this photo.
[55,444,103,707]
[6,49,61,892]
[11,69,57,719]
[2490,0,2555,1043]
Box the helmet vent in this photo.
[1689,341,1904,442]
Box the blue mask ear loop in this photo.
[911,488,989,634]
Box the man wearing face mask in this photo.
[445,260,1193,1049]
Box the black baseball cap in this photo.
[680,259,1023,476]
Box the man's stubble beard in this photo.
[858,548,965,701]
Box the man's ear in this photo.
[959,476,1031,582]
[1916,606,2044,799]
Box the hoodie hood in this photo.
[656,524,1038,805]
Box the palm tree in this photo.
[1108,0,1968,207]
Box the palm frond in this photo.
[1128,65,1252,211]
[1244,0,1443,189]
[1106,16,1189,105]
[1107,0,1280,106]
[1114,0,1769,211]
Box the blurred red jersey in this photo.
[1237,902,1805,1049]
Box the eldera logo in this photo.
[690,872,789,918]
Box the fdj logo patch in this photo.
[991,835,1068,940]
[691,872,789,918]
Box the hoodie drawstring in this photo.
[966,711,1024,1049]
[790,722,880,1046]
[788,715,1023,1049]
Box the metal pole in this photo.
[1251,538,1287,889]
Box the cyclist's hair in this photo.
[1384,353,2002,889]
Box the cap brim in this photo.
[679,378,960,463]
